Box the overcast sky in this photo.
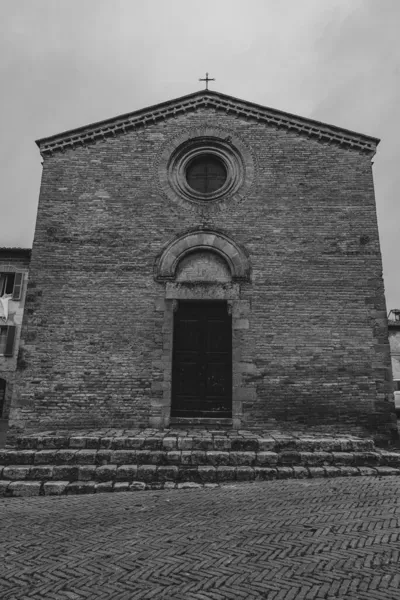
[1,0,399,309]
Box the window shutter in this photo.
[12,273,23,300]
[4,326,16,357]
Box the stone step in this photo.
[2,465,400,498]
[13,432,376,453]
[3,448,400,468]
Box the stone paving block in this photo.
[230,452,256,466]
[162,437,177,450]
[292,467,309,479]
[34,450,58,465]
[69,437,87,449]
[124,437,145,450]
[114,482,130,492]
[156,466,179,482]
[74,450,97,465]
[213,437,232,451]
[380,452,400,467]
[276,467,294,479]
[178,467,201,483]
[353,452,381,467]
[129,481,146,491]
[95,465,117,482]
[323,466,342,478]
[163,482,176,490]
[2,466,30,480]
[116,465,138,481]
[66,482,96,495]
[29,466,54,480]
[96,482,114,493]
[95,450,112,466]
[54,449,79,465]
[43,481,69,496]
[137,465,157,482]
[236,467,255,481]
[205,451,230,466]
[166,451,182,465]
[177,482,202,489]
[216,466,236,482]
[98,437,114,449]
[338,467,361,477]
[12,451,36,465]
[358,467,378,476]
[0,481,10,496]
[257,438,276,452]
[110,437,130,450]
[278,451,302,466]
[299,452,332,466]
[254,467,278,480]
[9,481,42,497]
[147,482,164,490]
[231,438,258,452]
[180,451,192,465]
[351,439,375,452]
[0,451,19,466]
[204,483,219,489]
[255,452,279,467]
[147,451,165,465]
[192,438,214,451]
[177,437,194,450]
[85,437,101,449]
[134,450,152,465]
[191,451,207,465]
[307,467,325,478]
[198,466,217,483]
[78,466,97,481]
[331,452,355,465]
[53,465,79,481]
[40,436,69,450]
[145,438,163,450]
[375,467,400,476]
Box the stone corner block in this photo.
[43,481,69,496]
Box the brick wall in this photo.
[9,106,397,441]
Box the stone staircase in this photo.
[1,428,400,498]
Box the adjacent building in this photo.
[0,248,30,443]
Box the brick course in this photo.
[8,91,397,441]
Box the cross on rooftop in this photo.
[199,72,215,90]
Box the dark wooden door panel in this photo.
[171,301,232,418]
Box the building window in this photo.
[0,326,16,356]
[0,272,24,300]
[186,154,227,194]
[394,381,400,392]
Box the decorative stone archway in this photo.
[151,229,253,430]
[155,230,250,282]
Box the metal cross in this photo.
[199,72,215,90]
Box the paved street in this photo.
[1,477,400,600]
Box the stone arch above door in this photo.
[155,230,250,282]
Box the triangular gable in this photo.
[36,90,379,157]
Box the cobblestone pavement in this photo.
[1,477,400,600]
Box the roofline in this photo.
[36,89,380,157]
[0,248,32,259]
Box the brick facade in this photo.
[8,90,397,442]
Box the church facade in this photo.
[9,90,397,441]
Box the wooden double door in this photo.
[171,301,232,418]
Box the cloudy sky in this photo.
[1,0,399,308]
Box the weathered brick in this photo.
[116,465,138,481]
[3,466,30,480]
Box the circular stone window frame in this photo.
[156,127,256,213]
